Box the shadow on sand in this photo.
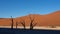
[0,28,60,34]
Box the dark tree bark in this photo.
[29,15,37,30]
[16,22,18,29]
[11,16,14,29]
[20,19,26,29]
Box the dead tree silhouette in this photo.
[11,16,14,29]
[20,18,26,29]
[29,15,37,30]
[16,22,18,29]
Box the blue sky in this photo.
[0,0,60,18]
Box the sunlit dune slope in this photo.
[0,10,60,26]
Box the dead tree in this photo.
[16,22,18,29]
[20,18,26,29]
[11,16,14,29]
[29,15,37,30]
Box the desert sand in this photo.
[0,10,60,30]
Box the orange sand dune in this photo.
[0,10,60,27]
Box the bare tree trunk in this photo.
[30,22,33,30]
[11,16,14,29]
[30,22,37,30]
[29,15,37,30]
[16,22,18,29]
[20,21,26,29]
[23,22,25,29]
